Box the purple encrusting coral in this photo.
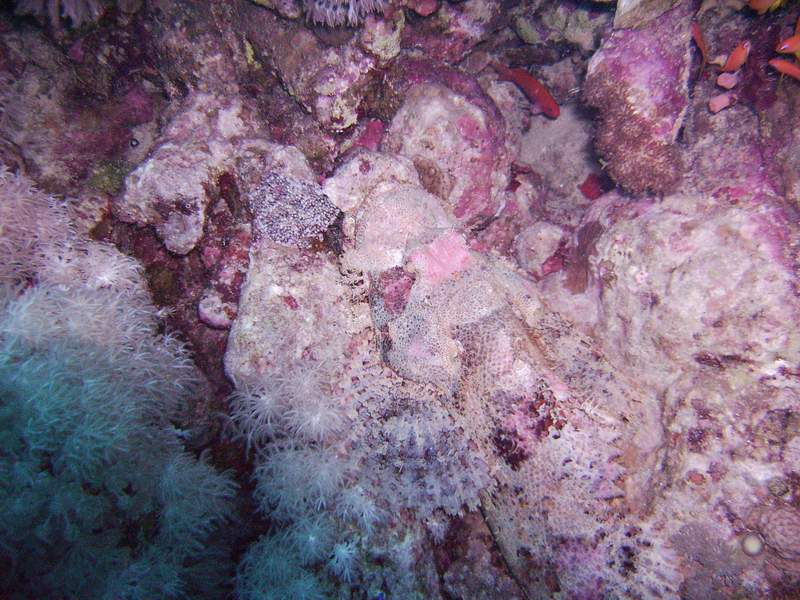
[248,172,340,247]
[4,0,800,599]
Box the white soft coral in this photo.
[327,539,358,583]
[230,358,349,446]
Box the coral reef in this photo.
[4,0,800,598]
[400,0,503,63]
[241,5,377,131]
[0,24,159,193]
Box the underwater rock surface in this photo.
[3,0,800,598]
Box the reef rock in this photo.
[116,92,317,255]
[0,25,160,194]
[534,184,800,595]
[242,6,376,131]
[401,0,503,63]
[117,93,255,254]
[382,76,510,228]
[613,0,682,29]
[234,135,800,597]
[317,148,670,598]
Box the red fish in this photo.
[776,34,800,54]
[722,40,751,72]
[769,58,800,81]
[491,62,560,119]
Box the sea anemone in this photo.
[302,0,386,28]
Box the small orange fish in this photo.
[769,58,800,81]
[776,34,800,54]
[491,62,560,119]
[722,40,751,72]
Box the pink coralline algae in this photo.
[116,92,320,255]
[753,504,800,561]
[542,191,800,381]
[15,0,103,28]
[116,93,256,254]
[350,118,385,152]
[0,26,160,193]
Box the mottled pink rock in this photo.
[224,242,357,385]
[383,82,510,228]
[513,222,566,280]
[708,91,736,113]
[376,267,416,316]
[436,513,525,600]
[193,184,252,332]
[147,0,241,94]
[686,99,772,200]
[322,149,421,215]
[198,290,239,329]
[358,13,404,63]
[67,38,85,62]
[352,119,385,151]
[470,192,536,257]
[251,0,302,20]
[116,93,313,255]
[405,0,438,17]
[0,26,162,194]
[542,191,800,393]
[716,71,739,89]
[116,94,255,254]
[510,104,600,230]
[740,17,800,205]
